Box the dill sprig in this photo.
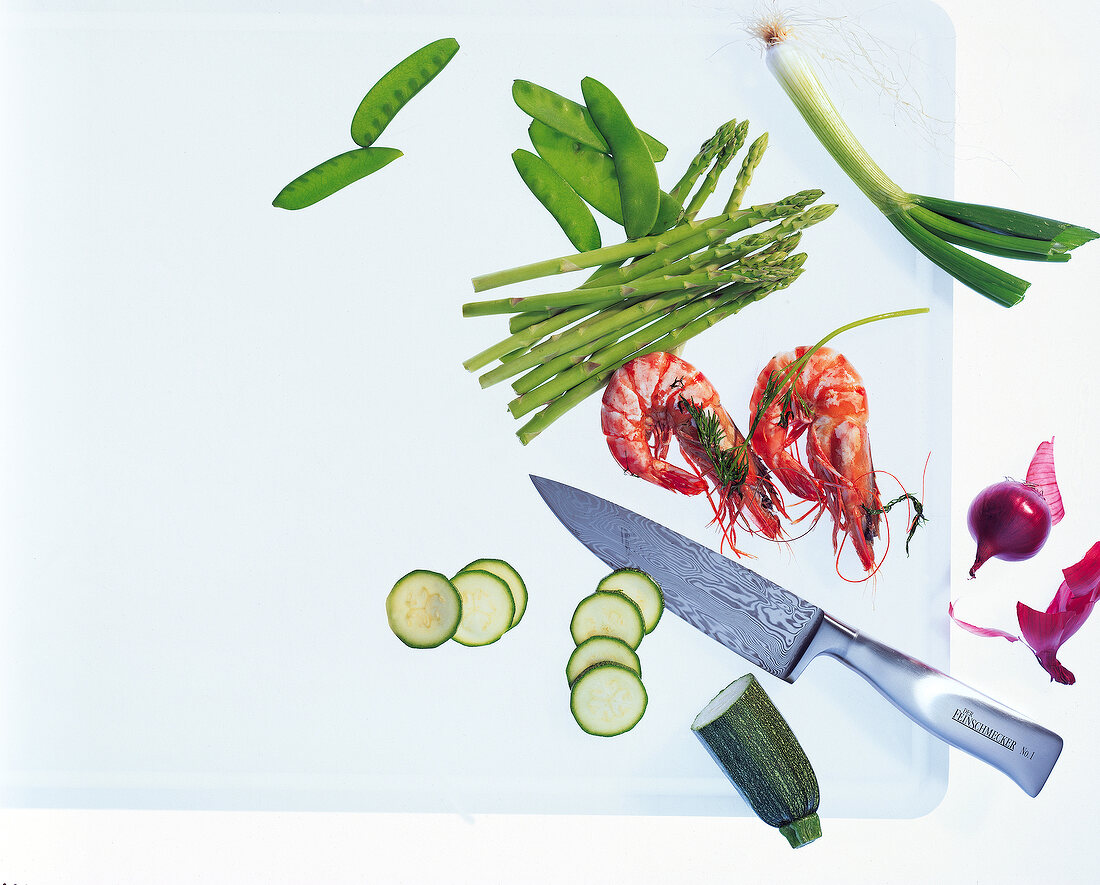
[746,368,795,441]
[864,492,927,555]
[677,396,750,489]
[676,357,799,496]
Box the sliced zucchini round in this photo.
[450,569,516,647]
[596,568,664,633]
[386,569,462,648]
[570,661,648,736]
[566,635,641,686]
[459,558,527,629]
[569,590,645,650]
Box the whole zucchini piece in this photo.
[691,674,822,848]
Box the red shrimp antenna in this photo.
[833,461,930,584]
[834,512,888,585]
[688,459,753,558]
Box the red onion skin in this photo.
[968,481,1052,577]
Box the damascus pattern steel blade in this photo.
[532,475,824,680]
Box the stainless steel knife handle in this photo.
[790,615,1063,796]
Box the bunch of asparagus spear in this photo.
[463,83,835,445]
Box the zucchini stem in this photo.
[780,813,823,849]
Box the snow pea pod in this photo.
[528,121,678,235]
[272,146,402,210]
[350,37,459,147]
[512,79,668,162]
[512,149,601,252]
[580,76,659,239]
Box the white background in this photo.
[1,0,1098,881]
[0,0,954,819]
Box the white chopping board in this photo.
[0,0,955,817]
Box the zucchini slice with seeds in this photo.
[570,661,648,736]
[597,568,664,633]
[459,558,527,629]
[569,590,645,649]
[692,674,822,848]
[451,569,515,647]
[386,569,462,648]
[566,635,641,686]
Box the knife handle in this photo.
[795,616,1063,796]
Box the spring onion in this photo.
[753,15,1097,307]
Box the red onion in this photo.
[950,440,1093,683]
[952,541,1100,685]
[967,439,1063,578]
[1016,541,1100,684]
[967,481,1052,577]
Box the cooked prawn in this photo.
[601,352,785,549]
[749,346,882,572]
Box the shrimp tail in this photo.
[603,431,708,496]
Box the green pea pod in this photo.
[272,146,403,210]
[350,37,460,148]
[512,79,668,162]
[512,149,601,252]
[580,76,660,239]
[528,121,677,235]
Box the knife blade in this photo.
[532,474,1063,797]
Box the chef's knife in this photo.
[532,475,1063,797]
